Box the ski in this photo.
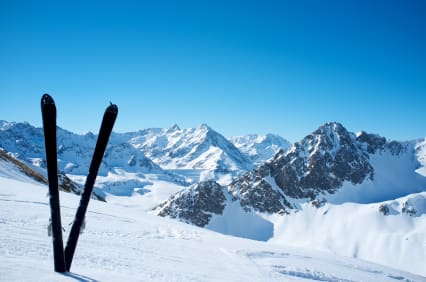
[41,94,67,273]
[64,103,118,271]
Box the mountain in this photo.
[0,122,163,176]
[228,122,426,210]
[156,122,426,275]
[0,120,261,197]
[128,124,253,174]
[230,133,291,165]
[0,121,187,198]
[0,121,256,175]
[159,122,426,221]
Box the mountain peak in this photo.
[0,120,11,130]
[198,123,211,131]
[84,131,96,138]
[0,120,33,131]
[168,124,181,132]
[313,122,349,137]
[320,121,344,129]
[126,123,252,173]
[297,122,356,157]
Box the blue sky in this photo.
[1,1,425,142]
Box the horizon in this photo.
[1,118,424,144]
[1,1,425,142]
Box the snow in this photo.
[231,133,291,165]
[0,155,41,184]
[207,192,274,241]
[67,171,186,209]
[1,174,424,281]
[154,165,426,277]
[188,170,426,276]
[416,138,426,177]
[326,145,426,204]
[132,123,252,172]
[269,195,426,277]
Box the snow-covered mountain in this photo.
[227,122,426,211]
[0,121,259,184]
[156,122,426,276]
[0,121,161,175]
[159,122,426,222]
[128,124,253,173]
[1,121,292,176]
[0,121,190,198]
[231,133,291,165]
[0,120,277,198]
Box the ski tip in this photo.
[106,103,118,115]
[41,94,55,106]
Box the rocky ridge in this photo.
[157,122,426,226]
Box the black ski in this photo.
[41,94,66,273]
[64,103,118,271]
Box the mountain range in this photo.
[158,122,426,223]
[0,120,288,201]
[0,120,283,178]
[0,119,425,276]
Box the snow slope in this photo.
[1,175,424,281]
[158,179,426,276]
[0,150,44,184]
[326,141,426,204]
[269,194,426,277]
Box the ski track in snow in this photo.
[1,176,425,282]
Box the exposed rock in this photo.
[261,122,374,200]
[312,198,327,208]
[229,170,290,214]
[402,201,416,216]
[156,181,226,227]
[356,131,387,154]
[379,204,390,215]
[387,141,406,156]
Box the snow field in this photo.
[1,176,424,281]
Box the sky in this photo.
[1,0,425,142]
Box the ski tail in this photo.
[64,103,118,271]
[41,94,66,273]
